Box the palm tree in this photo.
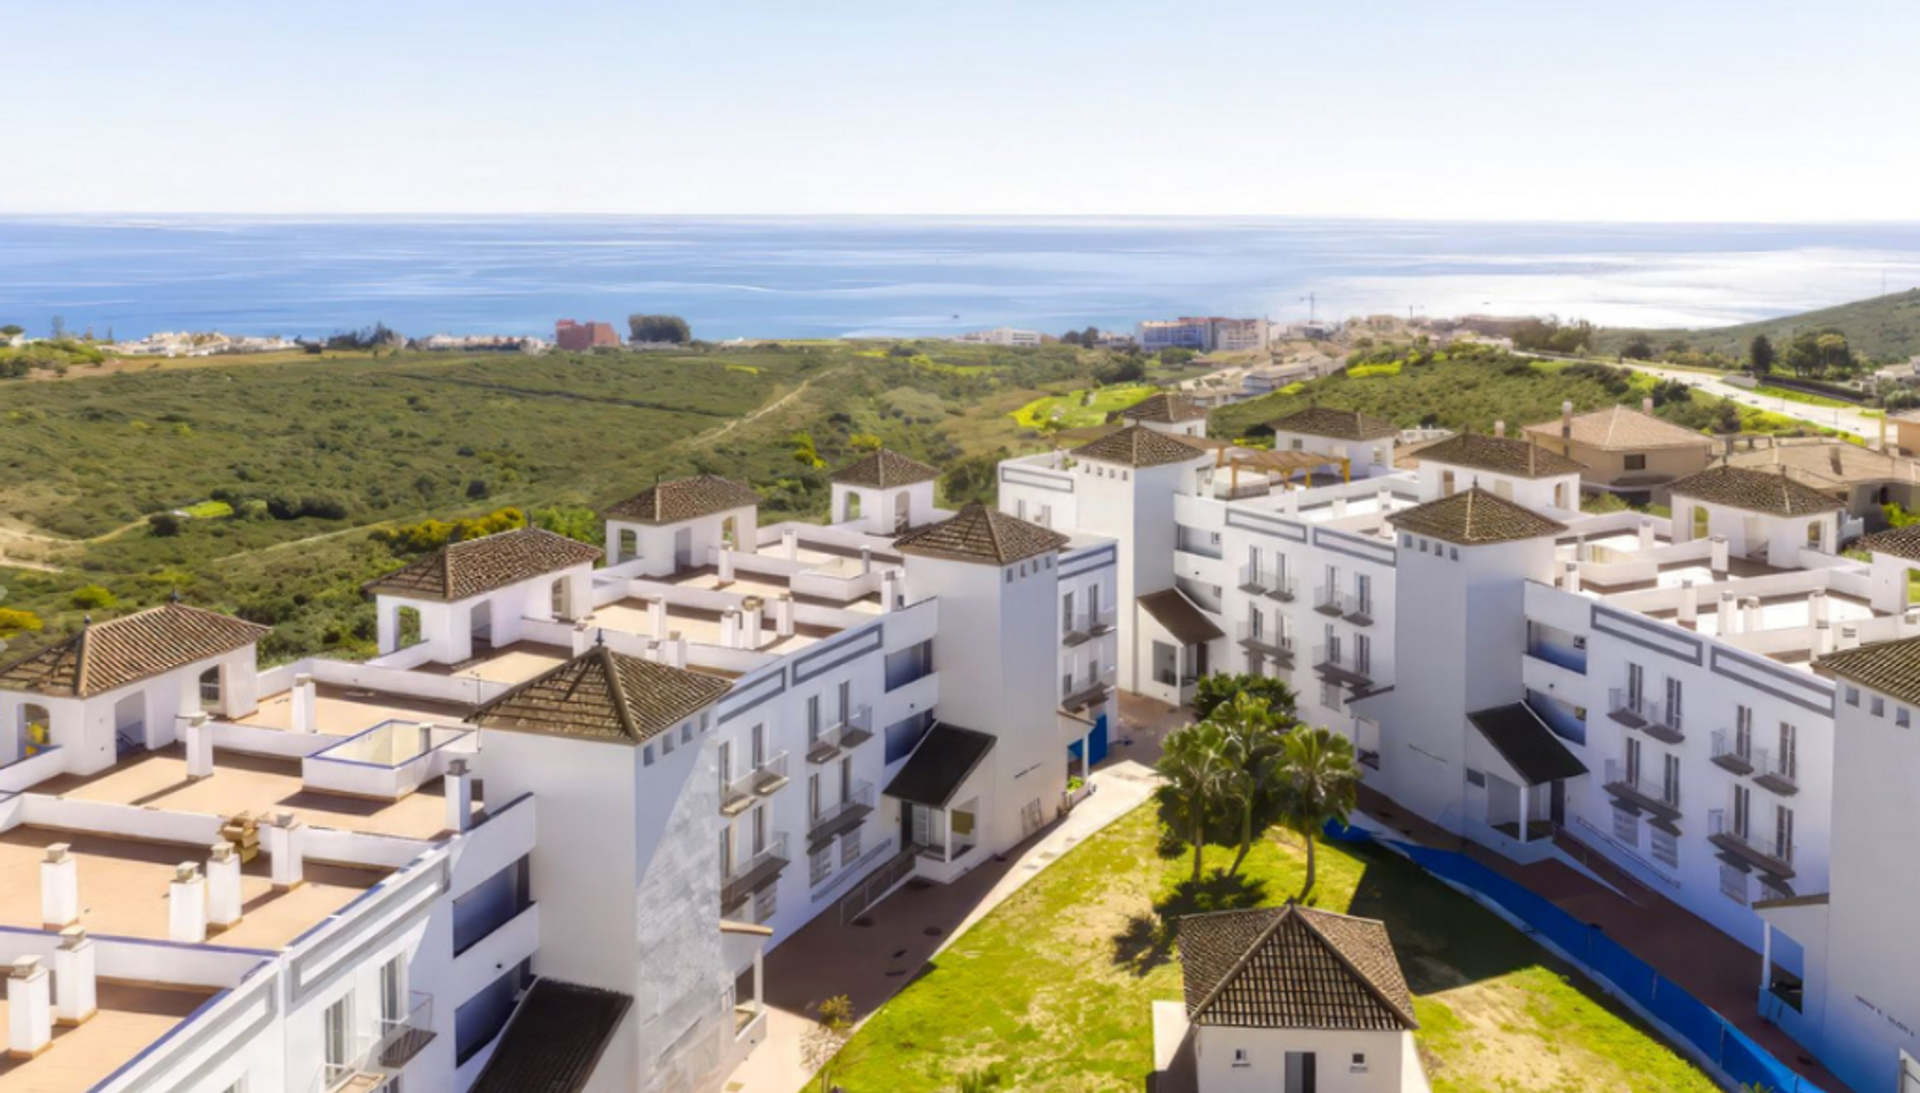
[1279,725,1361,901]
[1211,692,1292,878]
[1157,721,1233,882]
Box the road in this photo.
[1613,361,1883,441]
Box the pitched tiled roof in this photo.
[1856,524,1920,561]
[1069,424,1209,468]
[1388,488,1567,546]
[468,646,730,745]
[1522,405,1714,450]
[893,503,1068,566]
[604,474,761,525]
[1818,636,1920,708]
[1468,703,1589,785]
[1121,391,1209,423]
[1139,589,1225,645]
[1269,406,1400,442]
[883,724,995,808]
[1179,905,1417,1031]
[831,448,941,489]
[1667,464,1845,516]
[364,527,602,603]
[1412,433,1586,479]
[0,602,269,699]
[470,978,633,1093]
[1726,440,1918,490]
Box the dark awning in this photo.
[884,724,995,808]
[1139,589,1225,645]
[470,979,633,1093]
[1467,703,1588,786]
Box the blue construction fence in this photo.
[1323,819,1823,1093]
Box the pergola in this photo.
[1218,446,1352,491]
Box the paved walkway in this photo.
[1355,787,1857,1093]
[722,759,1162,1093]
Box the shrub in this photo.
[70,584,117,610]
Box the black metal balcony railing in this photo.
[1314,586,1349,618]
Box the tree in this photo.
[1621,335,1654,361]
[1191,671,1297,722]
[49,315,65,340]
[791,431,826,469]
[800,994,857,1092]
[0,324,22,337]
[1211,692,1296,878]
[1817,332,1851,374]
[1749,334,1776,375]
[628,314,692,344]
[1157,720,1234,882]
[70,584,117,611]
[1279,726,1361,901]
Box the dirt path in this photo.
[697,365,849,444]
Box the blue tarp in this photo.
[1323,818,1826,1093]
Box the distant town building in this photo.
[107,331,296,357]
[1138,317,1270,354]
[555,319,621,351]
[953,327,1043,347]
[415,334,547,354]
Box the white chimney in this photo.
[1281,487,1301,515]
[775,595,796,638]
[880,571,902,613]
[291,673,317,734]
[1814,620,1833,657]
[650,597,668,641]
[1563,560,1581,594]
[1561,400,1574,439]
[8,956,52,1060]
[1638,518,1655,550]
[52,927,95,1027]
[40,845,77,932]
[183,711,213,780]
[1840,623,1861,650]
[1809,589,1830,627]
[743,601,764,648]
[782,528,799,561]
[207,844,243,931]
[720,608,741,649]
[1677,579,1697,625]
[717,548,735,585]
[169,863,207,944]
[1718,591,1737,633]
[1710,536,1730,575]
[664,634,688,670]
[1742,597,1762,634]
[1333,497,1348,519]
[1642,397,1655,415]
[445,759,474,834]
[1494,420,1506,438]
[265,814,305,892]
[859,545,873,575]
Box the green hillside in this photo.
[1593,288,1920,362]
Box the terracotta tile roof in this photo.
[604,474,761,525]
[1856,524,1920,561]
[893,503,1068,566]
[1069,424,1210,468]
[1179,905,1417,1031]
[1818,636,1920,708]
[1121,391,1209,423]
[1388,488,1567,546]
[1412,433,1586,479]
[1522,405,1713,451]
[1268,406,1400,442]
[0,602,269,698]
[1667,464,1845,516]
[470,978,633,1093]
[830,448,941,489]
[364,527,602,603]
[468,645,730,745]
[1725,439,1920,490]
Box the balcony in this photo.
[1063,607,1117,648]
[1606,688,1684,745]
[374,992,436,1070]
[1603,759,1682,826]
[1709,808,1794,878]
[721,832,790,912]
[1312,644,1372,690]
[1751,748,1799,797]
[806,707,874,764]
[808,782,874,851]
[720,751,791,816]
[1061,670,1115,713]
[1710,731,1754,776]
[1237,563,1273,595]
[1314,586,1349,618]
[1236,623,1294,666]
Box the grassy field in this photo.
[1009,383,1156,429]
[830,806,1717,1093]
[1594,288,1920,360]
[1752,384,1857,410]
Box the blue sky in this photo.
[5,0,1916,220]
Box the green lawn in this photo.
[1009,384,1157,430]
[830,806,1718,1093]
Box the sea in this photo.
[4,216,1920,342]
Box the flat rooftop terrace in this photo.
[36,746,465,841]
[0,980,216,1092]
[415,640,570,687]
[591,597,845,656]
[235,682,472,737]
[0,824,383,949]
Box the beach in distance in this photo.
[4,215,1920,340]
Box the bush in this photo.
[0,607,43,637]
[627,314,692,344]
[148,512,185,537]
[70,584,118,610]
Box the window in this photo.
[455,960,531,1065]
[198,667,222,710]
[1871,695,1886,718]
[1355,634,1371,676]
[841,827,863,865]
[1319,681,1343,711]
[809,844,833,886]
[754,883,778,924]
[1624,453,1647,471]
[1735,705,1753,758]
[807,695,822,742]
[1062,590,1074,633]
[883,711,934,763]
[1350,1053,1369,1073]
[1232,1048,1251,1069]
[1612,806,1638,846]
[1774,805,1795,864]
[1664,676,1683,732]
[380,957,405,1029]
[885,641,934,691]
[1778,722,1798,784]
[808,773,821,820]
[1627,662,1644,709]
[324,995,352,1071]
[1845,686,1861,707]
[1465,768,1486,788]
[1450,547,1459,561]
[1899,707,1912,729]
[1733,784,1752,838]
[1662,753,1681,808]
[1651,827,1679,868]
[1720,862,1749,904]
[1441,469,1456,495]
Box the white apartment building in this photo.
[952,327,1043,348]
[1137,317,1270,354]
[0,448,1109,1093]
[1000,403,1920,1093]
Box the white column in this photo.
[783,528,799,561]
[40,845,77,932]
[183,712,213,779]
[7,957,52,1060]
[1677,580,1697,626]
[266,814,305,891]
[445,759,474,833]
[775,595,796,638]
[752,950,764,1014]
[207,844,244,931]
[291,674,317,734]
[1718,591,1737,634]
[168,863,207,945]
[651,597,668,641]
[881,571,901,612]
[52,927,95,1027]
[743,603,764,649]
[1710,535,1730,574]
[1563,560,1581,595]
[721,608,742,649]
[1332,497,1348,519]
[1742,597,1762,634]
[718,548,735,584]
[1638,517,1655,550]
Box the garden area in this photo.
[1009,383,1157,430]
[825,805,1720,1093]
